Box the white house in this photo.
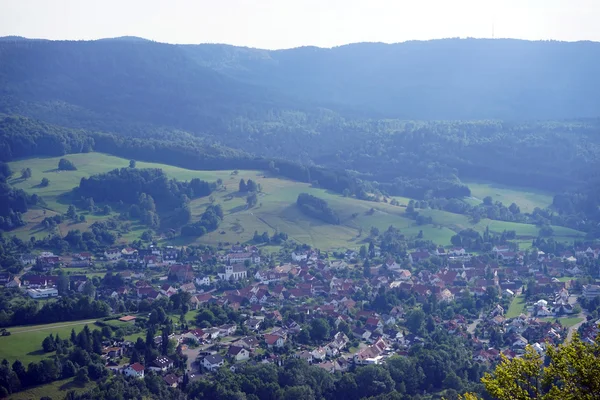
[264,334,285,348]
[27,288,58,299]
[20,254,37,265]
[492,245,510,254]
[226,252,260,264]
[291,252,308,262]
[311,347,327,361]
[227,346,250,361]
[104,249,122,261]
[195,276,211,286]
[219,324,237,336]
[202,354,225,372]
[124,363,145,378]
[448,247,466,256]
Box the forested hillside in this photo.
[182,39,600,120]
[1,37,600,236]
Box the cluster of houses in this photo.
[100,339,180,386]
[4,239,600,381]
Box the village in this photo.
[1,240,600,389]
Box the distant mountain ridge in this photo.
[1,37,599,121]
[181,38,600,119]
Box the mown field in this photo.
[506,294,527,318]
[9,377,92,400]
[464,180,554,212]
[8,153,585,250]
[0,320,97,364]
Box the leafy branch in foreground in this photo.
[466,332,600,400]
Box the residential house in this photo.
[329,260,348,270]
[219,324,237,337]
[204,327,221,341]
[180,282,196,293]
[144,255,160,267]
[169,264,194,282]
[394,269,412,281]
[295,350,314,364]
[160,284,176,296]
[163,374,179,388]
[181,329,206,343]
[352,327,371,341]
[190,293,213,309]
[27,288,58,299]
[311,347,327,361]
[264,333,286,348]
[365,317,384,333]
[226,252,260,264]
[244,318,262,331]
[137,287,161,300]
[249,289,268,304]
[163,248,178,264]
[202,354,225,372]
[353,338,389,365]
[409,251,430,264]
[291,251,308,262]
[232,336,260,350]
[227,345,250,361]
[195,276,210,286]
[582,284,600,300]
[448,247,466,256]
[149,356,174,372]
[492,245,510,255]
[124,363,145,378]
[104,249,122,261]
[20,253,37,265]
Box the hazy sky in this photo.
[0,0,597,49]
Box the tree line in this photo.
[296,193,340,225]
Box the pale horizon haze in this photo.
[0,0,598,49]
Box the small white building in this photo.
[104,249,122,261]
[27,288,58,299]
[195,276,211,286]
[291,252,308,262]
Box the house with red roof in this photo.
[124,362,145,378]
[264,333,286,348]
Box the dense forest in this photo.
[75,168,216,229]
[1,38,599,237]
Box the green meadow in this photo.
[0,320,98,364]
[8,153,585,250]
[464,180,554,212]
[8,378,92,400]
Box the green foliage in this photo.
[297,193,340,224]
[58,158,77,171]
[481,335,600,399]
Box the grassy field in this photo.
[9,378,92,400]
[7,153,585,249]
[464,180,554,212]
[506,294,527,318]
[540,317,583,328]
[0,320,97,364]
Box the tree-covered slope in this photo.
[183,38,600,120]
[0,39,300,136]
